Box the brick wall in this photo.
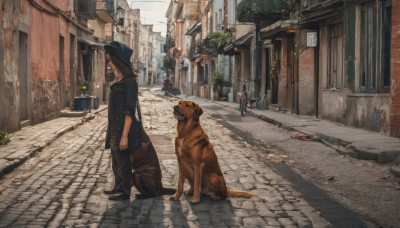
[391,0,400,137]
[298,47,315,115]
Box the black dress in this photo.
[105,76,141,195]
[105,77,141,152]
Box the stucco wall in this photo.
[346,95,390,134]
[28,1,71,122]
[321,90,347,123]
[322,91,391,134]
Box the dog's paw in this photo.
[169,195,180,201]
[190,197,200,204]
[210,195,223,201]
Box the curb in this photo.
[0,107,107,179]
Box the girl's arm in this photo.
[120,114,133,151]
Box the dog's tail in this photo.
[162,187,176,195]
[227,190,255,198]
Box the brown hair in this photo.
[108,53,137,78]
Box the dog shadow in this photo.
[98,193,235,227]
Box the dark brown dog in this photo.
[169,100,255,203]
[130,124,174,199]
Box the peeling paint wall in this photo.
[321,90,347,123]
[321,91,391,135]
[0,0,20,132]
[26,0,72,124]
[0,0,75,133]
[346,95,390,134]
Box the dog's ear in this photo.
[193,103,203,120]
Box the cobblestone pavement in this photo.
[0,90,366,227]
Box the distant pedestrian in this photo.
[104,41,141,201]
[242,84,248,112]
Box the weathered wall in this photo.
[31,79,59,124]
[298,47,315,115]
[28,1,64,123]
[322,91,391,134]
[391,0,400,137]
[0,1,20,132]
[92,49,106,102]
[321,90,347,123]
[346,95,391,134]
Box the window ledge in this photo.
[348,93,390,98]
[322,88,344,92]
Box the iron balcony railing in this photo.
[237,0,289,23]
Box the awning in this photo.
[233,32,254,46]
[223,33,254,55]
[78,37,99,47]
[260,19,297,38]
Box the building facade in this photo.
[0,0,115,133]
[166,0,400,138]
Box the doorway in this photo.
[70,34,76,104]
[19,31,28,122]
[264,48,270,95]
[59,36,65,108]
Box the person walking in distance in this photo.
[104,41,141,201]
[242,84,248,112]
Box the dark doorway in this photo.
[265,48,270,95]
[59,36,65,108]
[70,34,76,104]
[19,31,28,122]
[271,40,281,105]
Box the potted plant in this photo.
[75,80,92,111]
[78,80,91,97]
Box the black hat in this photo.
[104,41,133,66]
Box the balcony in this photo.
[96,0,115,23]
[300,0,343,20]
[237,0,289,24]
[76,0,96,20]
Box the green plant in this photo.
[205,29,231,54]
[78,80,91,95]
[213,71,231,87]
[0,130,11,145]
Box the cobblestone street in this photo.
[0,90,368,227]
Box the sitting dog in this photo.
[169,100,255,203]
[130,123,174,199]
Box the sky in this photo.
[128,0,170,37]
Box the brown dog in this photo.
[130,123,174,199]
[169,100,255,203]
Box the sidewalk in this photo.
[0,105,108,178]
[150,87,400,176]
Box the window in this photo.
[327,23,343,89]
[360,1,391,93]
[382,1,391,91]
